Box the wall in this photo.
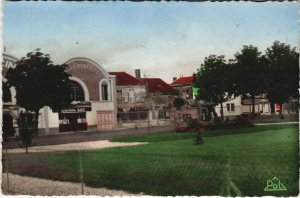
[215,97,242,117]
[87,101,115,126]
[116,85,146,104]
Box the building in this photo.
[2,53,19,137]
[170,75,195,99]
[215,95,273,119]
[141,77,177,126]
[54,57,117,132]
[169,75,203,126]
[108,71,146,112]
[108,71,148,128]
[2,55,118,135]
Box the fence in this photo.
[116,110,171,129]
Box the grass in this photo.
[26,124,300,196]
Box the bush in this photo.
[208,118,253,130]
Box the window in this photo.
[3,82,11,103]
[101,81,108,101]
[226,104,230,112]
[226,103,235,112]
[70,81,84,101]
[117,90,122,102]
[231,103,235,111]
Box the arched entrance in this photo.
[58,80,90,132]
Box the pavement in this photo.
[2,173,143,196]
[4,114,298,149]
[248,113,298,124]
[5,125,174,149]
[6,140,147,154]
[254,121,298,126]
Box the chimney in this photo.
[173,77,177,82]
[135,69,141,79]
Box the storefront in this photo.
[57,102,91,132]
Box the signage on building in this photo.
[60,102,92,113]
[3,58,16,69]
[241,98,268,105]
[2,54,18,77]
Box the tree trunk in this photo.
[34,109,39,136]
[279,103,284,119]
[207,106,215,120]
[251,95,255,119]
[220,102,224,121]
[270,102,275,114]
[25,146,28,154]
[211,107,219,123]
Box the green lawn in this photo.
[43,124,298,196]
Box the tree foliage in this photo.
[6,50,72,131]
[194,55,230,120]
[265,41,299,118]
[173,97,185,109]
[231,45,268,117]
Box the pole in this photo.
[148,110,150,136]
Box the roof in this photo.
[109,72,145,86]
[170,76,194,86]
[141,78,176,94]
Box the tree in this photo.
[194,55,231,121]
[231,45,268,118]
[265,41,299,119]
[17,112,36,154]
[6,49,72,135]
[173,97,185,110]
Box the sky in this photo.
[3,1,299,83]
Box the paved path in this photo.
[248,114,298,124]
[6,140,147,153]
[5,125,174,149]
[254,121,298,126]
[2,173,143,196]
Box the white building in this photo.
[215,96,272,119]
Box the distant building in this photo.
[108,70,177,128]
[170,75,204,126]
[109,72,146,112]
[170,75,195,99]
[108,71,148,127]
[215,95,273,119]
[141,77,177,126]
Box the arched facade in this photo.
[2,54,19,137]
[2,54,117,134]
[69,76,90,101]
[59,57,117,131]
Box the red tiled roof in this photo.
[170,76,194,86]
[109,72,145,86]
[141,78,176,94]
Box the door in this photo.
[97,111,115,130]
